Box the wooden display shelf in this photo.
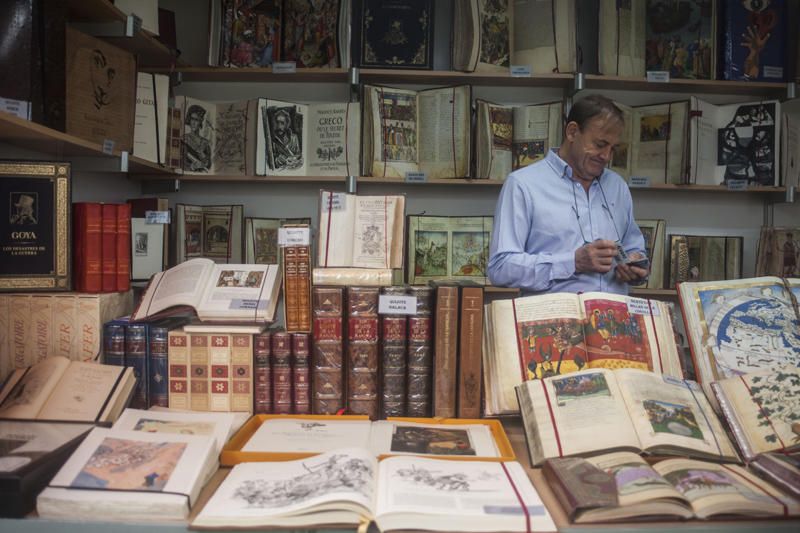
[136,173,506,185]
[0,113,175,175]
[65,0,182,68]
[585,74,788,97]
[630,183,786,193]
[150,67,349,83]
[359,69,573,88]
[358,176,504,186]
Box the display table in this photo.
[1,418,798,533]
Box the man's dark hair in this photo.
[567,95,624,130]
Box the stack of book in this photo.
[73,202,132,293]
[252,330,311,416]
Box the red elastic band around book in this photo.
[540,378,563,458]
[335,408,346,416]
[501,462,531,533]
[646,299,664,374]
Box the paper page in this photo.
[0,356,71,419]
[317,190,356,267]
[0,421,92,473]
[308,102,361,176]
[713,100,781,186]
[137,258,213,318]
[241,418,373,453]
[418,86,471,178]
[610,102,633,178]
[483,102,513,179]
[37,361,126,421]
[630,101,689,184]
[352,196,402,269]
[512,0,574,73]
[598,0,645,76]
[256,99,309,176]
[783,113,800,188]
[369,420,499,458]
[133,73,169,164]
[112,408,236,453]
[586,451,685,507]
[178,96,217,175]
[198,263,279,319]
[689,97,720,185]
[512,102,561,170]
[213,101,249,175]
[368,85,420,178]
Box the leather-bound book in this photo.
[125,323,149,409]
[292,332,311,414]
[100,204,117,293]
[115,203,131,292]
[230,334,253,412]
[283,246,299,330]
[346,287,379,419]
[72,203,102,293]
[406,286,433,417]
[253,332,272,414]
[431,283,458,418]
[311,287,344,414]
[457,285,484,419]
[168,329,189,410]
[272,331,292,414]
[380,286,407,418]
[295,245,312,331]
[209,334,231,412]
[148,324,170,408]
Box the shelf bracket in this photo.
[787,82,797,101]
[569,72,585,97]
[346,175,357,194]
[349,67,360,103]
[72,14,142,38]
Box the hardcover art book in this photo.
[755,226,800,277]
[482,292,684,415]
[406,215,492,285]
[131,258,281,323]
[719,0,787,81]
[545,452,800,522]
[362,84,471,179]
[668,234,743,288]
[282,0,348,68]
[712,366,800,461]
[516,368,738,466]
[635,219,666,290]
[192,448,556,531]
[598,0,646,77]
[353,0,434,69]
[474,100,563,180]
[644,0,716,79]
[749,452,800,499]
[175,203,244,264]
[452,0,513,72]
[211,0,281,68]
[677,276,800,407]
[0,356,135,423]
[37,427,217,522]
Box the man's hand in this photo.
[615,251,650,284]
[575,240,618,273]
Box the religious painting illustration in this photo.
[204,213,232,256]
[390,426,476,456]
[643,400,704,440]
[254,227,279,263]
[451,231,489,277]
[283,0,340,68]
[645,0,714,79]
[552,372,611,405]
[479,0,510,68]
[639,114,671,142]
[669,235,742,287]
[380,92,417,163]
[220,0,281,68]
[517,318,587,379]
[490,106,513,151]
[414,231,447,277]
[512,140,545,170]
[583,299,652,370]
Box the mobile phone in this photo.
[627,258,650,269]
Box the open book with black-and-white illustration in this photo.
[131,258,281,323]
[191,447,556,532]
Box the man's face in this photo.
[564,115,623,180]
[275,115,287,132]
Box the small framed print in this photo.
[0,162,71,291]
[131,218,165,281]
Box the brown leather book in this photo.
[282,240,312,333]
[346,287,379,419]
[311,287,344,414]
[380,286,407,418]
[253,332,272,414]
[283,247,299,329]
[291,332,311,414]
[406,286,433,417]
[432,284,459,418]
[271,331,292,414]
[457,285,484,419]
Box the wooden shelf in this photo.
[136,174,505,185]
[66,0,182,68]
[359,69,573,88]
[585,74,788,97]
[358,176,504,186]
[0,113,176,175]
[630,183,786,193]
[149,67,349,83]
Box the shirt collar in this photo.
[545,148,607,186]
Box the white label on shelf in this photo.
[627,297,659,316]
[145,210,170,224]
[378,295,418,315]
[405,171,428,183]
[102,139,115,155]
[629,176,651,188]
[278,226,311,246]
[763,66,784,79]
[273,61,297,74]
[230,298,268,310]
[325,192,346,211]
[727,179,748,191]
[646,71,670,83]
[510,65,532,77]
[120,151,129,172]
[0,97,31,120]
[126,14,142,36]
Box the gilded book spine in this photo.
[230,334,253,412]
[292,332,311,414]
[52,296,76,360]
[253,332,272,414]
[433,285,459,418]
[149,325,169,408]
[209,334,231,412]
[407,286,433,417]
[9,295,30,369]
[347,287,379,419]
[272,331,292,414]
[102,321,126,367]
[168,329,190,410]
[76,296,102,361]
[125,323,149,409]
[458,286,484,419]
[283,246,299,330]
[312,287,344,415]
[296,246,312,331]
[380,286,407,418]
[189,334,210,411]
[30,295,52,365]
[101,204,117,293]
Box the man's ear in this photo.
[564,121,579,142]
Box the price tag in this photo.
[126,14,142,36]
[510,65,532,77]
[278,226,311,246]
[627,297,659,316]
[0,97,31,120]
[120,150,129,172]
[628,176,651,188]
[230,299,267,310]
[378,295,418,315]
[404,171,428,183]
[763,66,783,79]
[272,61,297,74]
[646,71,670,83]
[325,192,346,211]
[145,210,170,224]
[102,139,115,155]
[726,179,748,191]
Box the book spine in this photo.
[230,334,253,412]
[9,295,31,369]
[0,295,8,381]
[189,333,209,411]
[148,325,169,407]
[433,285,459,418]
[209,334,231,411]
[312,287,344,415]
[347,286,379,419]
[253,332,272,414]
[30,295,52,364]
[125,323,149,409]
[457,286,484,419]
[381,310,407,418]
[116,202,131,292]
[296,246,312,331]
[168,329,190,410]
[73,202,102,292]
[283,246,299,331]
[52,296,76,359]
[101,203,118,292]
[103,321,126,366]
[76,296,102,361]
[291,332,310,414]
[167,106,183,169]
[272,331,292,414]
[407,286,433,417]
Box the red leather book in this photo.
[253,332,272,414]
[291,332,310,414]
[311,287,344,415]
[116,203,131,292]
[101,204,117,292]
[271,331,292,414]
[72,202,102,292]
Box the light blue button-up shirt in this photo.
[488,149,646,295]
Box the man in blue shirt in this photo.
[488,95,648,295]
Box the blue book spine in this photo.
[148,325,170,408]
[125,323,149,409]
[102,318,128,367]
[720,0,786,81]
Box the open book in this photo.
[597,0,645,77]
[131,258,281,323]
[516,368,738,466]
[545,452,799,522]
[175,203,244,264]
[474,100,563,180]
[482,291,683,415]
[362,84,471,178]
[511,0,575,73]
[192,447,556,531]
[0,356,135,423]
[677,276,800,408]
[317,191,405,269]
[712,366,800,461]
[452,0,513,72]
